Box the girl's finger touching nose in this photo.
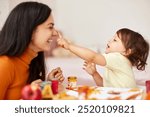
[57,31,62,38]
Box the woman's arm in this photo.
[0,59,13,99]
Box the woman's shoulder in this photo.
[0,56,14,68]
[0,56,15,86]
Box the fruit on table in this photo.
[21,84,42,100]
[53,92,77,100]
[145,92,150,100]
[42,84,54,99]
[78,86,100,99]
[78,86,92,99]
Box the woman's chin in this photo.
[43,47,51,52]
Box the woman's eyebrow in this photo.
[48,23,54,26]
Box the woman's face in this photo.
[29,14,57,52]
[105,33,126,54]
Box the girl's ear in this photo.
[125,48,132,56]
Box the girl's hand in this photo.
[57,38,70,50]
[47,67,65,83]
[83,61,97,76]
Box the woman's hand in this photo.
[31,79,43,87]
[47,67,64,83]
[83,61,97,76]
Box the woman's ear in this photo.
[31,29,37,40]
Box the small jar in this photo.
[68,76,77,89]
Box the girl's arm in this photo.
[57,38,106,66]
[92,71,103,87]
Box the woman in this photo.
[0,2,64,99]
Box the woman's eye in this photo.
[49,27,53,30]
[114,39,117,41]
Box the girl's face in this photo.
[105,33,126,54]
[29,14,57,52]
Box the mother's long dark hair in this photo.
[0,2,51,83]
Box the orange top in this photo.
[0,48,37,100]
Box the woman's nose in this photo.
[52,28,58,36]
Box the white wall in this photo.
[0,0,9,29]
[54,0,150,50]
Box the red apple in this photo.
[21,84,42,100]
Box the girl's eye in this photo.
[114,39,117,41]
